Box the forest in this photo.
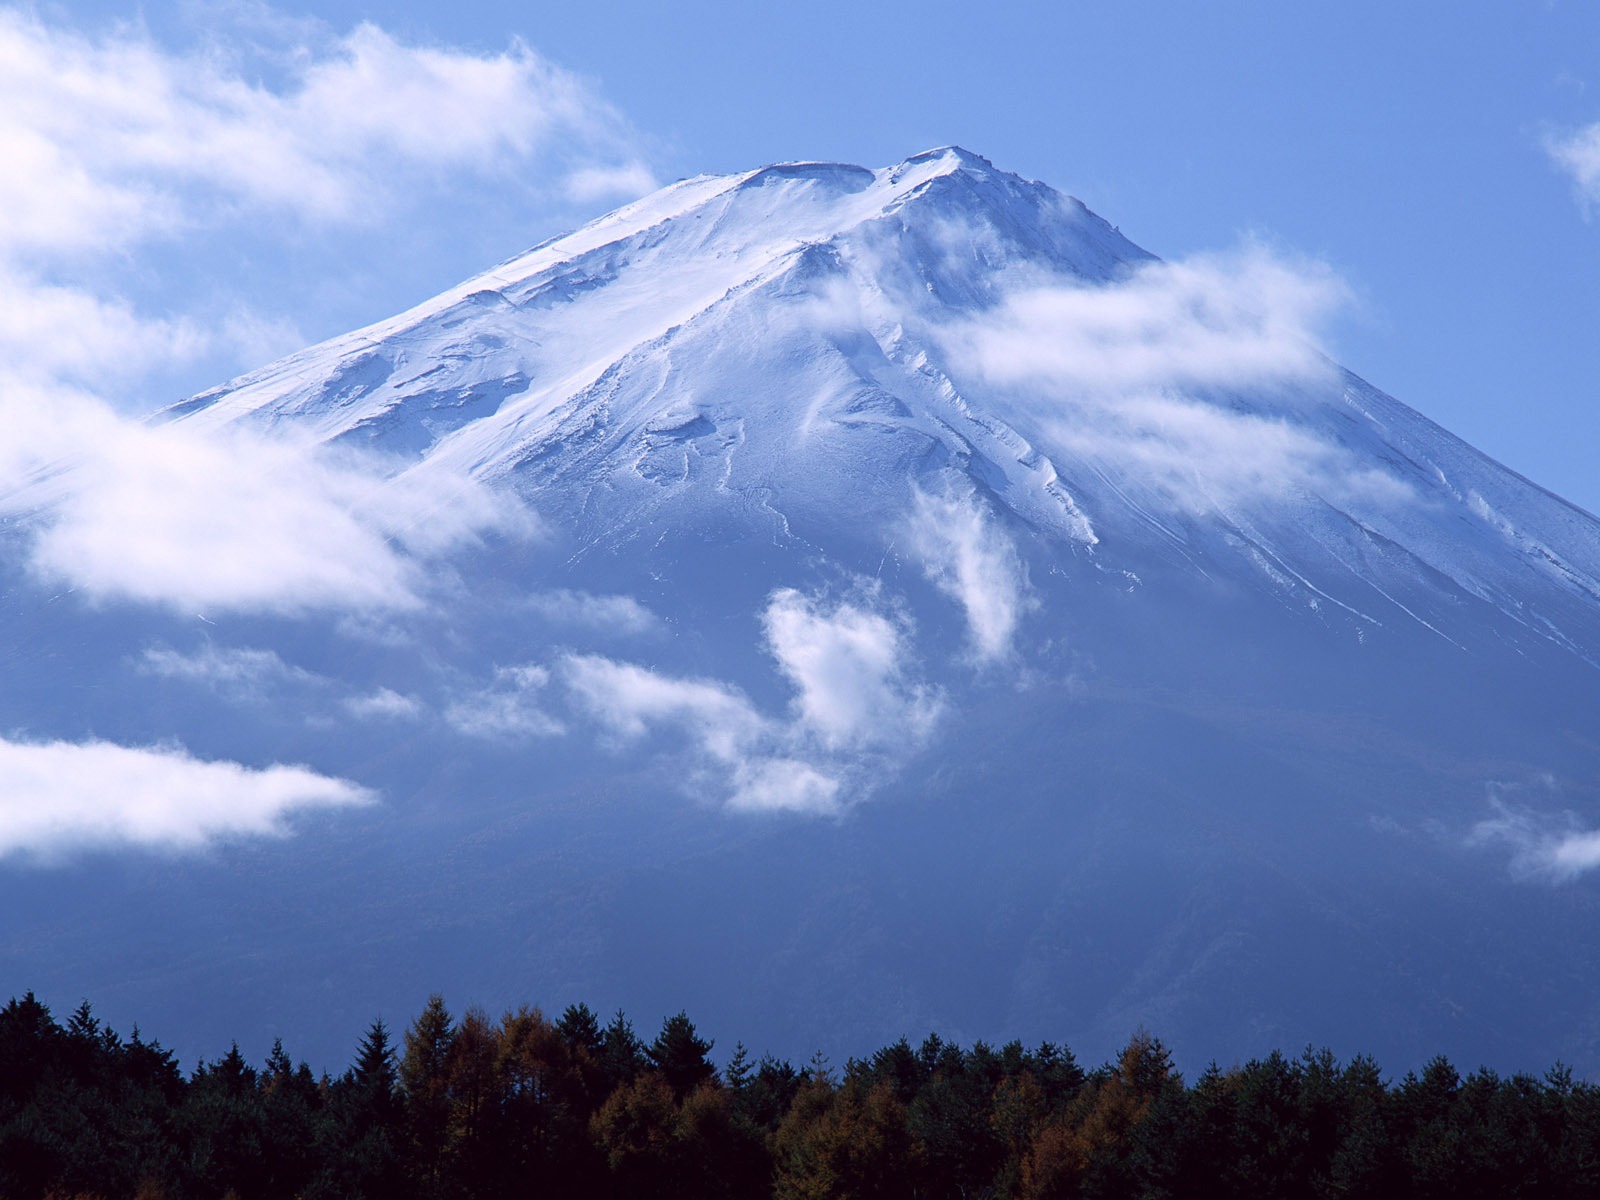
[3,990,1599,1199]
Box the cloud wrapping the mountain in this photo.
[954,246,1345,394]
[0,736,372,860]
[937,245,1407,515]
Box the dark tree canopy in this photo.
[5,991,1600,1200]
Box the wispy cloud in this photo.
[1546,123,1600,210]
[0,9,655,257]
[559,585,940,815]
[0,735,372,861]
[444,664,564,740]
[1470,787,1600,882]
[935,244,1400,517]
[525,589,661,636]
[140,642,313,695]
[903,486,1034,663]
[564,162,662,205]
[344,687,424,721]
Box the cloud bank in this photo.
[6,414,526,615]
[0,736,373,860]
[0,9,655,259]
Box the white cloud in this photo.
[559,585,940,815]
[140,643,312,692]
[1469,786,1600,882]
[0,7,634,621]
[563,653,766,763]
[763,587,939,747]
[1045,391,1410,515]
[903,487,1034,663]
[563,650,838,814]
[345,687,424,721]
[445,664,563,740]
[0,266,210,388]
[727,757,841,816]
[6,413,526,615]
[0,10,653,254]
[564,162,660,204]
[0,8,654,394]
[0,735,372,860]
[525,589,661,636]
[1547,123,1600,209]
[935,245,1403,517]
[948,246,1346,396]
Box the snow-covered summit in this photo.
[168,148,1600,665]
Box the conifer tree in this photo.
[402,995,456,1198]
[600,1010,645,1091]
[649,1011,716,1099]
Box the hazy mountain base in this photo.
[5,509,1600,1077]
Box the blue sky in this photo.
[9,0,1600,510]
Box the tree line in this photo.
[4,990,1600,1198]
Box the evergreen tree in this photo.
[401,995,456,1199]
[558,1002,603,1057]
[599,1010,646,1092]
[316,1018,406,1199]
[648,1011,716,1099]
[724,1041,753,1093]
[259,1038,324,1200]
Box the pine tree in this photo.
[402,996,456,1199]
[558,1002,603,1057]
[600,1011,645,1092]
[724,1042,754,1094]
[649,1011,716,1100]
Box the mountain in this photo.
[7,147,1600,1075]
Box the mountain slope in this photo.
[7,148,1600,1074]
